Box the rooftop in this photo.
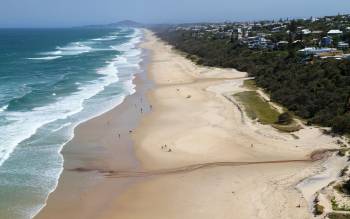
[328,29,343,34]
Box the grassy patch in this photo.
[234,91,279,124]
[328,213,350,219]
[243,79,258,90]
[234,90,302,132]
[234,91,302,133]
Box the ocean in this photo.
[0,27,143,218]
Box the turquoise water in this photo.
[0,28,143,218]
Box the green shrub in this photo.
[276,112,293,125]
[314,203,324,215]
[343,179,350,194]
[234,91,279,124]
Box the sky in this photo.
[1,0,350,28]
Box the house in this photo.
[292,40,305,49]
[318,49,345,60]
[272,26,285,33]
[319,55,344,60]
[320,36,333,47]
[245,36,274,49]
[328,29,343,35]
[298,47,338,56]
[311,30,323,35]
[301,29,311,35]
[338,41,349,50]
[234,28,243,39]
[271,27,280,33]
[277,41,289,49]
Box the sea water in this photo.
[0,27,143,219]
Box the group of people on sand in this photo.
[116,97,153,140]
[161,144,172,152]
[135,97,153,114]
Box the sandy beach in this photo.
[36,29,345,219]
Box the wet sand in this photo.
[36,49,153,219]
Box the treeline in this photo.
[154,29,350,134]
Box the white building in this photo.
[301,29,311,35]
[298,47,337,55]
[338,42,349,49]
[328,29,343,35]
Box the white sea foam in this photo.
[112,36,141,52]
[126,49,142,57]
[111,29,142,52]
[0,105,8,112]
[43,42,92,56]
[50,51,63,55]
[0,62,119,167]
[114,56,128,65]
[40,28,141,58]
[92,36,118,41]
[27,56,62,60]
[51,122,72,133]
[0,28,144,168]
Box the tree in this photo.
[276,112,293,125]
[343,180,350,194]
[288,20,298,43]
[332,113,350,133]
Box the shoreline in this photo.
[35,31,153,218]
[36,29,346,219]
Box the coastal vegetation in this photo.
[276,112,293,124]
[343,179,350,194]
[335,179,350,195]
[234,91,280,124]
[153,15,350,134]
[337,148,349,157]
[328,213,350,219]
[233,90,300,132]
[313,196,325,216]
[340,166,349,177]
[314,203,325,216]
[331,197,350,211]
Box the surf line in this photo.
[68,149,337,178]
